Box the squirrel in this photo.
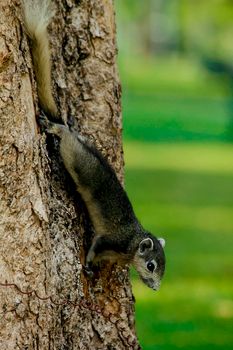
[22,0,166,291]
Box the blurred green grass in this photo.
[120,55,233,349]
[119,56,232,142]
[122,93,230,142]
[124,142,233,350]
[118,56,229,98]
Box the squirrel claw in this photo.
[38,114,52,132]
[83,264,94,277]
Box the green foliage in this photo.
[182,0,233,63]
[115,0,143,20]
[124,142,233,349]
[116,0,233,64]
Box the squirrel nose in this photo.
[153,281,161,290]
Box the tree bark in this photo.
[0,0,140,349]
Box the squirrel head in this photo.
[133,235,166,291]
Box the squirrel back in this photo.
[22,0,57,118]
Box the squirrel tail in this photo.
[22,0,58,118]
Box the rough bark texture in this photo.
[0,0,140,349]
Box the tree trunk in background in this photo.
[0,0,140,349]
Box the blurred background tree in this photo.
[117,0,233,61]
[116,0,233,141]
[115,1,233,349]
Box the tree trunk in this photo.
[0,0,140,349]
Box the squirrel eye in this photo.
[147,262,155,272]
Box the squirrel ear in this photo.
[158,238,166,248]
[139,238,154,255]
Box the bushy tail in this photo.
[22,0,58,118]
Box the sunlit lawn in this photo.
[124,142,233,350]
[122,93,230,142]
